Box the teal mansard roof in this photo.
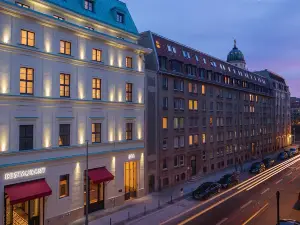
[227,40,245,63]
[44,0,139,36]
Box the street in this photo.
[158,154,300,225]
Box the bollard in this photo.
[158,200,160,209]
[144,205,146,215]
[128,211,130,221]
[170,195,173,204]
[110,218,112,225]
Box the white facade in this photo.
[0,0,150,224]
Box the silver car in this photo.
[278,219,300,225]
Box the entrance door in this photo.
[148,175,155,193]
[191,156,196,176]
[124,161,137,200]
[84,175,105,214]
[28,199,40,225]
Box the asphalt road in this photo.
[162,154,300,225]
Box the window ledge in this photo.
[58,53,74,58]
[18,43,38,50]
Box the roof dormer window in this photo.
[195,55,199,61]
[117,12,124,23]
[84,0,93,11]
[203,58,206,64]
[156,40,161,48]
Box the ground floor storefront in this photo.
[1,149,144,225]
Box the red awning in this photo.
[5,179,52,205]
[88,167,114,184]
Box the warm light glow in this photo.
[80,48,85,60]
[44,32,51,53]
[44,79,51,97]
[137,56,143,72]
[118,127,123,141]
[1,125,7,151]
[138,89,143,104]
[110,54,114,66]
[137,123,142,140]
[78,122,85,144]
[45,40,51,53]
[3,27,10,44]
[118,88,123,102]
[78,81,85,99]
[111,156,116,171]
[109,127,114,142]
[140,152,144,167]
[1,74,8,94]
[43,124,51,148]
[110,85,115,101]
[118,54,123,67]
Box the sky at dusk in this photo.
[123,0,300,96]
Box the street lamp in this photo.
[85,140,89,225]
[294,128,296,144]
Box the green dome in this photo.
[227,40,245,63]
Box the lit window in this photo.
[163,117,168,129]
[194,134,199,145]
[84,0,93,11]
[126,83,133,102]
[16,1,30,8]
[209,116,213,126]
[60,40,71,55]
[92,49,102,62]
[189,100,198,110]
[20,67,34,95]
[174,118,179,129]
[21,29,35,47]
[59,124,70,146]
[202,84,206,95]
[59,174,69,198]
[126,123,133,140]
[116,12,124,23]
[202,133,206,144]
[92,78,101,99]
[126,57,133,68]
[53,15,65,21]
[60,73,70,97]
[155,40,161,48]
[92,123,101,143]
[189,135,193,146]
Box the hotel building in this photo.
[0,0,150,225]
[139,31,291,192]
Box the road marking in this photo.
[160,155,300,225]
[241,203,269,225]
[275,179,283,184]
[289,175,299,183]
[216,218,228,225]
[287,172,293,176]
[240,200,253,210]
[260,188,270,195]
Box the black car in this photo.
[249,162,266,174]
[262,158,275,168]
[192,182,221,200]
[278,152,288,160]
[284,149,293,158]
[218,173,239,189]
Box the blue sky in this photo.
[123,0,300,96]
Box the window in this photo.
[202,84,206,95]
[203,58,207,64]
[163,97,168,109]
[126,123,133,140]
[21,30,35,47]
[189,135,193,146]
[162,138,167,150]
[174,156,179,167]
[92,123,101,143]
[20,67,34,95]
[189,100,198,111]
[16,2,30,8]
[163,158,167,169]
[174,118,179,129]
[155,40,161,48]
[174,98,184,110]
[84,0,93,11]
[167,45,172,52]
[53,15,65,21]
[116,12,124,23]
[209,116,213,126]
[179,155,184,166]
[162,77,168,89]
[159,56,167,70]
[194,134,199,145]
[126,57,133,68]
[195,55,199,61]
[174,79,184,91]
[19,125,33,150]
[126,83,133,102]
[202,133,206,144]
[59,124,70,146]
[60,40,71,55]
[92,78,101,99]
[174,136,179,148]
[188,83,197,94]
[60,73,70,97]
[92,49,102,62]
[162,117,168,129]
[179,136,184,147]
[179,118,184,129]
[59,174,69,198]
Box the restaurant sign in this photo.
[4,167,46,180]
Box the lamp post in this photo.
[85,140,89,225]
[294,128,296,144]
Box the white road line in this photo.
[275,179,283,184]
[216,218,228,225]
[260,188,270,195]
[287,172,293,176]
[240,200,253,210]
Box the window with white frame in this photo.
[84,0,93,11]
[180,135,184,147]
[162,138,167,150]
[174,136,179,148]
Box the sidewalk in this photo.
[71,150,282,225]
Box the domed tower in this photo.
[227,40,246,69]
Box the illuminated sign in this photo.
[128,154,135,160]
[4,167,46,180]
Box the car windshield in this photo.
[198,183,212,191]
[251,162,260,168]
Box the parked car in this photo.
[284,149,294,158]
[278,219,300,224]
[249,162,266,174]
[278,152,288,160]
[192,182,221,200]
[218,173,239,189]
[290,148,299,156]
[262,158,275,168]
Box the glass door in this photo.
[124,161,137,200]
[29,199,40,225]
